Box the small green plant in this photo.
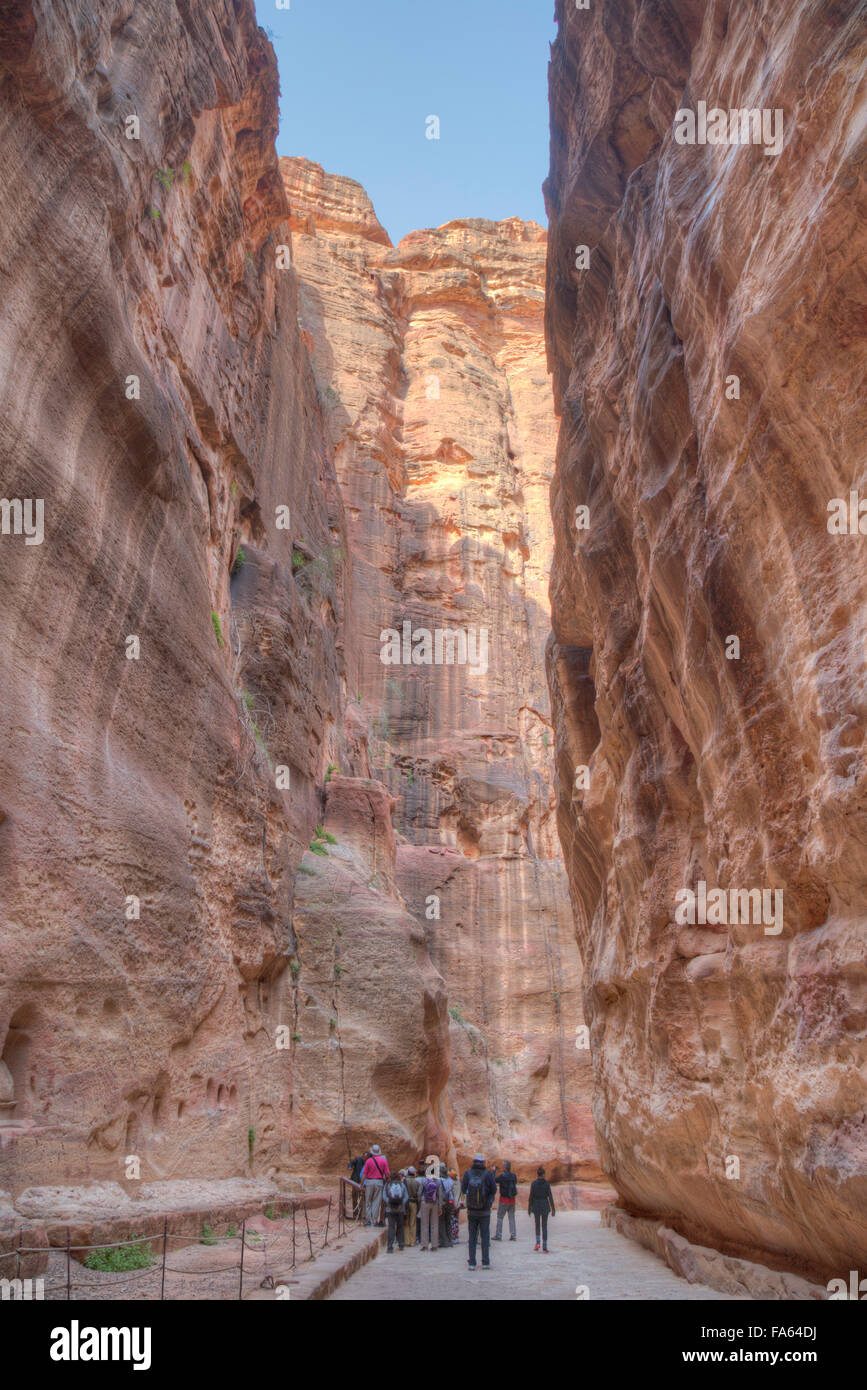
[243,690,254,711]
[289,959,301,978]
[180,158,192,183]
[405,768,415,787]
[334,963,345,980]
[329,1017,336,1031]
[309,824,337,856]
[227,1224,237,1238]
[211,611,224,648]
[449,1005,465,1024]
[148,205,161,220]
[248,1125,255,1156]
[200,1223,217,1246]
[325,762,339,783]
[232,546,246,575]
[297,863,316,876]
[292,548,306,572]
[155,166,175,192]
[265,1204,277,1220]
[542,730,550,748]
[292,1032,301,1043]
[230,480,239,497]
[85,1237,154,1272]
[336,927,342,936]
[323,384,341,404]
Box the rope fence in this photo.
[1,1195,341,1301]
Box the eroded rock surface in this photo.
[283,157,595,1177]
[0,5,592,1195]
[0,1,449,1192]
[545,0,867,1278]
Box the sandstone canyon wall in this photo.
[0,0,592,1194]
[545,0,867,1280]
[0,0,449,1193]
[283,157,596,1178]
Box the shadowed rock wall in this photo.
[545,0,867,1278]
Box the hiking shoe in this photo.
[543,1248,550,1253]
[481,1263,491,1269]
[509,1236,517,1241]
[468,1264,477,1271]
[534,1243,540,1251]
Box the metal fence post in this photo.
[238,1218,246,1299]
[66,1227,71,1300]
[160,1218,168,1301]
[304,1205,314,1259]
[324,1196,331,1249]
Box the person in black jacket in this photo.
[493,1159,518,1241]
[528,1165,555,1252]
[460,1153,497,1269]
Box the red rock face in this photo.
[0,5,594,1193]
[546,0,867,1277]
[0,0,348,1189]
[283,157,596,1179]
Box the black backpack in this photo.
[499,1171,518,1200]
[465,1169,488,1211]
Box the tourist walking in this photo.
[384,1171,409,1252]
[449,1169,461,1243]
[438,1163,454,1248]
[404,1166,420,1247]
[493,1159,518,1241]
[348,1149,369,1219]
[418,1167,442,1250]
[528,1166,556,1251]
[460,1153,497,1270]
[361,1145,389,1226]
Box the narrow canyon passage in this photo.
[0,0,864,1317]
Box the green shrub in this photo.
[325,762,339,783]
[265,1205,277,1220]
[211,611,224,648]
[200,1223,217,1246]
[232,546,246,575]
[85,1237,154,1272]
[292,548,306,572]
[248,1125,255,1156]
[334,963,345,980]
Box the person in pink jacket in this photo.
[361,1145,390,1226]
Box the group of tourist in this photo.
[348,1147,556,1269]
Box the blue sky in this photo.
[263,0,557,245]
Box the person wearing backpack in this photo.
[528,1166,556,1252]
[404,1166,420,1246]
[460,1153,497,1269]
[418,1168,442,1250]
[493,1159,518,1241]
[384,1172,409,1252]
[361,1145,389,1226]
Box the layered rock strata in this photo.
[0,2,593,1194]
[545,0,867,1279]
[283,157,596,1177]
[0,0,449,1192]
